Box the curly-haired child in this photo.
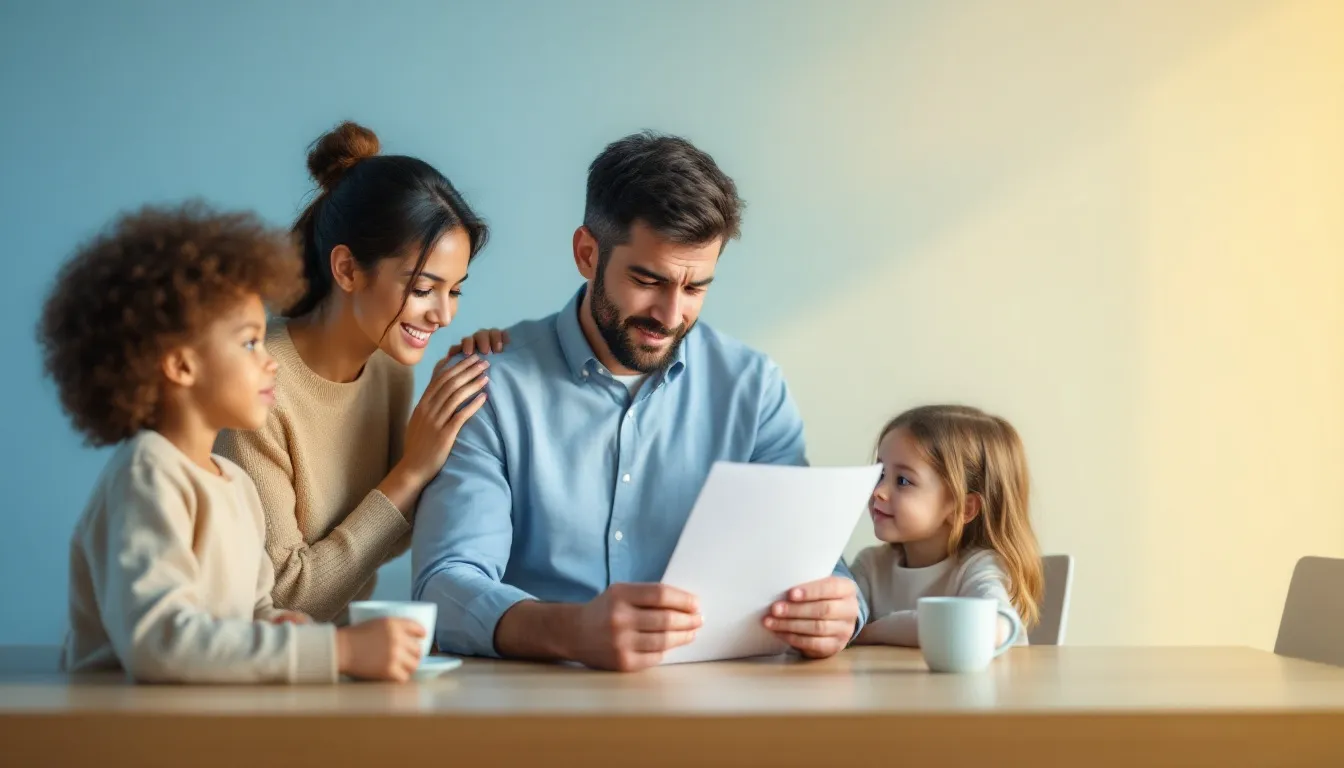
[39,202,427,683]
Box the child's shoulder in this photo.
[77,432,200,530]
[114,431,251,502]
[956,548,1009,578]
[115,431,194,482]
[214,454,256,489]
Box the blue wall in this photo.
[2,0,1308,649]
[0,0,913,643]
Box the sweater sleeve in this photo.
[850,546,921,647]
[958,551,1028,646]
[240,474,295,624]
[854,611,920,647]
[849,546,879,616]
[380,364,417,563]
[91,458,336,683]
[251,547,290,623]
[216,411,410,623]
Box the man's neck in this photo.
[576,287,639,376]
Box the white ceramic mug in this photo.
[348,600,438,659]
[916,596,1020,673]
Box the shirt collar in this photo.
[555,284,688,386]
[556,285,598,381]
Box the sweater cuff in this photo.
[291,623,339,684]
[344,490,412,561]
[255,606,289,622]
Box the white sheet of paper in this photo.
[658,461,882,665]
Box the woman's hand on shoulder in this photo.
[430,327,508,379]
[444,328,509,363]
[387,354,491,500]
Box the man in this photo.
[412,132,865,671]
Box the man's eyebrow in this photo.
[629,265,713,288]
[629,265,670,283]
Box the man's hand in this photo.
[762,576,859,659]
[567,584,702,671]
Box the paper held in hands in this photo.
[658,461,882,665]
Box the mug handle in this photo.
[992,607,1021,657]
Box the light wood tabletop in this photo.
[2,645,1342,767]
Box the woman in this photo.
[217,121,491,622]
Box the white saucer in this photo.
[414,656,463,679]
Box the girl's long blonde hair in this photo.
[880,405,1044,627]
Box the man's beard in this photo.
[590,267,692,374]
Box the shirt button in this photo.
[614,531,624,541]
[622,474,632,483]
[581,370,589,378]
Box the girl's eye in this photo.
[411,287,433,298]
[896,475,913,487]
[449,289,463,298]
[243,339,258,352]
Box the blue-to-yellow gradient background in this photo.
[2,0,1341,648]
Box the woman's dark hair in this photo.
[286,121,488,319]
[583,131,744,265]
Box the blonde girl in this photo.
[852,405,1044,648]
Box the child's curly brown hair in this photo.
[37,201,305,447]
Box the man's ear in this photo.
[161,346,198,388]
[573,226,600,281]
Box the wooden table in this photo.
[2,645,1343,767]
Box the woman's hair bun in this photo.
[306,121,380,191]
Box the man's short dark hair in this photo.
[584,131,744,261]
